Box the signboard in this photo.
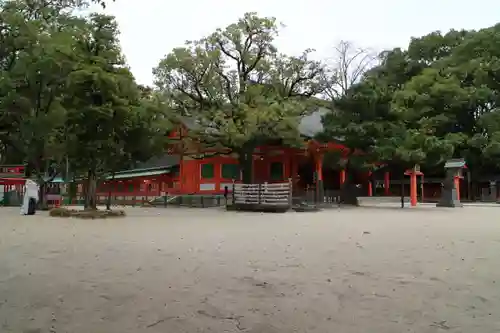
[0,165,25,178]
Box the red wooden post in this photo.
[367,171,373,197]
[315,155,323,182]
[384,171,390,196]
[454,176,460,201]
[340,170,346,185]
[410,172,417,207]
[315,152,324,204]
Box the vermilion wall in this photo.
[181,156,240,194]
[178,149,301,194]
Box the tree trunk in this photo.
[339,160,359,206]
[106,173,115,210]
[37,181,48,210]
[82,178,88,209]
[68,181,77,205]
[85,169,98,210]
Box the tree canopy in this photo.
[317,24,500,203]
[0,0,170,209]
[321,24,500,172]
[153,12,327,182]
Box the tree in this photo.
[391,24,500,186]
[63,13,142,210]
[0,0,89,207]
[470,109,500,173]
[102,93,173,209]
[154,12,326,183]
[319,48,410,205]
[320,24,500,204]
[318,29,469,205]
[322,40,378,100]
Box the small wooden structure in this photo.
[231,179,293,212]
[0,165,26,206]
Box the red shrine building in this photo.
[97,109,409,201]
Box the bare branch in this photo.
[323,40,379,100]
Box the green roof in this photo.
[105,165,176,180]
[47,177,65,183]
[444,159,466,169]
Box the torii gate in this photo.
[404,165,424,207]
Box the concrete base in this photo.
[436,201,463,208]
[436,188,463,207]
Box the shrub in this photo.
[49,207,126,219]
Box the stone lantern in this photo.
[436,158,466,208]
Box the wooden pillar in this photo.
[410,172,418,207]
[367,171,373,196]
[315,153,324,204]
[384,171,390,196]
[315,155,323,181]
[454,176,460,201]
[179,158,184,193]
[340,169,346,185]
[291,154,298,189]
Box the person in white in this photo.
[20,179,39,215]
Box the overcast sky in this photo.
[99,0,499,86]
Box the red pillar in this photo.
[384,172,390,195]
[454,176,460,201]
[316,156,323,181]
[291,155,298,189]
[410,172,417,207]
[340,170,346,185]
[367,171,373,196]
[315,153,324,203]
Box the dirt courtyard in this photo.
[0,206,499,333]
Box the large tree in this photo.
[153,12,326,183]
[320,24,500,204]
[0,0,90,206]
[62,13,153,209]
[319,29,470,204]
[392,24,500,184]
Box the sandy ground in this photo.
[0,206,500,333]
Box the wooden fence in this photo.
[231,180,293,211]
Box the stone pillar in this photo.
[489,181,497,202]
[436,169,463,207]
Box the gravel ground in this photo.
[0,206,499,333]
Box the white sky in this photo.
[99,0,499,86]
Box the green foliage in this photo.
[0,0,85,178]
[0,0,169,209]
[320,24,500,177]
